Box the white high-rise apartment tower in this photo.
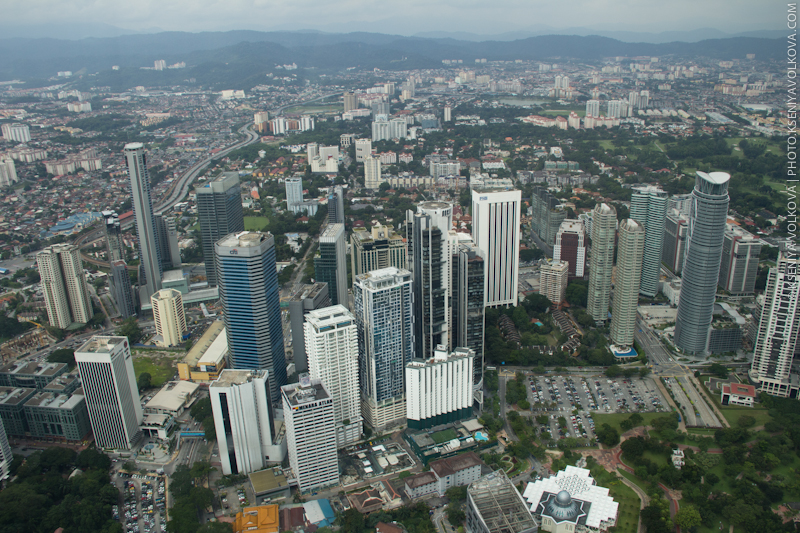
[285,176,303,209]
[151,289,187,347]
[282,376,339,491]
[355,138,372,162]
[585,100,600,117]
[610,220,645,348]
[210,369,286,475]
[749,254,800,398]
[75,336,143,449]
[471,188,522,307]
[37,244,93,328]
[364,155,382,189]
[587,203,617,323]
[304,305,362,448]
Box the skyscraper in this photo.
[553,219,586,279]
[406,346,474,430]
[471,188,522,307]
[531,186,568,247]
[355,139,372,163]
[288,283,331,373]
[444,105,452,122]
[284,176,303,210]
[407,202,452,358]
[37,244,93,328]
[304,305,362,447]
[750,254,800,398]
[215,232,286,402]
[103,210,125,262]
[610,220,645,348]
[151,289,187,347]
[539,260,569,305]
[282,376,339,491]
[662,209,689,274]
[719,224,761,296]
[630,186,668,298]
[124,142,161,302]
[587,203,617,323]
[343,91,357,113]
[452,241,485,400]
[196,172,245,287]
[328,186,345,225]
[75,336,143,449]
[154,214,182,271]
[315,223,348,306]
[585,99,600,117]
[364,155,382,189]
[351,224,407,278]
[353,267,414,432]
[110,261,136,319]
[211,369,286,475]
[675,172,730,355]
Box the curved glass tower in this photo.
[630,186,668,297]
[587,203,617,323]
[674,172,730,355]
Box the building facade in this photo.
[452,241,485,400]
[196,172,245,287]
[314,223,348,306]
[154,214,182,271]
[210,369,286,475]
[406,347,474,430]
[351,224,407,278]
[288,283,331,373]
[364,155,382,189]
[587,203,617,323]
[304,305,363,448]
[37,244,93,328]
[353,267,414,432]
[471,188,522,307]
[407,203,452,358]
[675,172,731,355]
[215,232,286,402]
[630,186,668,297]
[610,220,645,348]
[124,142,162,303]
[75,336,143,449]
[719,224,761,296]
[540,261,569,305]
[553,219,586,278]
[282,377,339,492]
[749,254,800,398]
[151,289,187,347]
[531,186,567,247]
[662,209,688,274]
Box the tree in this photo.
[48,348,76,368]
[116,317,143,345]
[202,417,217,441]
[595,424,619,446]
[673,505,702,530]
[565,281,588,307]
[446,503,466,527]
[197,523,233,533]
[137,372,152,391]
[737,415,756,428]
[523,293,551,315]
[445,486,468,502]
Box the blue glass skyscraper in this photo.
[216,231,286,402]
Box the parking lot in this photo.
[524,373,669,443]
[114,473,166,533]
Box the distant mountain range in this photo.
[0,30,782,88]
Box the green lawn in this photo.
[591,412,666,435]
[431,428,458,444]
[132,355,179,389]
[244,216,270,231]
[718,406,772,428]
[617,468,649,494]
[589,466,639,533]
[598,140,616,150]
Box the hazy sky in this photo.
[4,0,782,35]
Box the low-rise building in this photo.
[144,381,200,417]
[23,389,92,442]
[523,465,618,533]
[466,470,538,533]
[233,504,280,533]
[721,382,756,407]
[177,321,228,382]
[405,451,484,498]
[0,361,68,390]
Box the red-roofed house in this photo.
[721,383,756,407]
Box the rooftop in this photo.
[77,336,128,354]
[211,369,268,388]
[304,305,354,330]
[281,379,330,406]
[405,471,437,489]
[0,386,36,406]
[697,171,731,185]
[723,383,756,397]
[184,320,226,368]
[290,282,328,302]
[0,360,66,377]
[468,471,537,533]
[24,390,83,410]
[430,451,483,478]
[145,381,199,412]
[249,468,289,495]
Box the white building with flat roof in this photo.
[304,305,362,448]
[211,369,286,475]
[144,381,200,417]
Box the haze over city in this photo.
[0,3,795,533]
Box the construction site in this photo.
[465,471,538,533]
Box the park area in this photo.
[132,352,179,389]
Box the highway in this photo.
[154,124,259,213]
[635,317,686,377]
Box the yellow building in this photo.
[177,321,227,382]
[234,504,279,533]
